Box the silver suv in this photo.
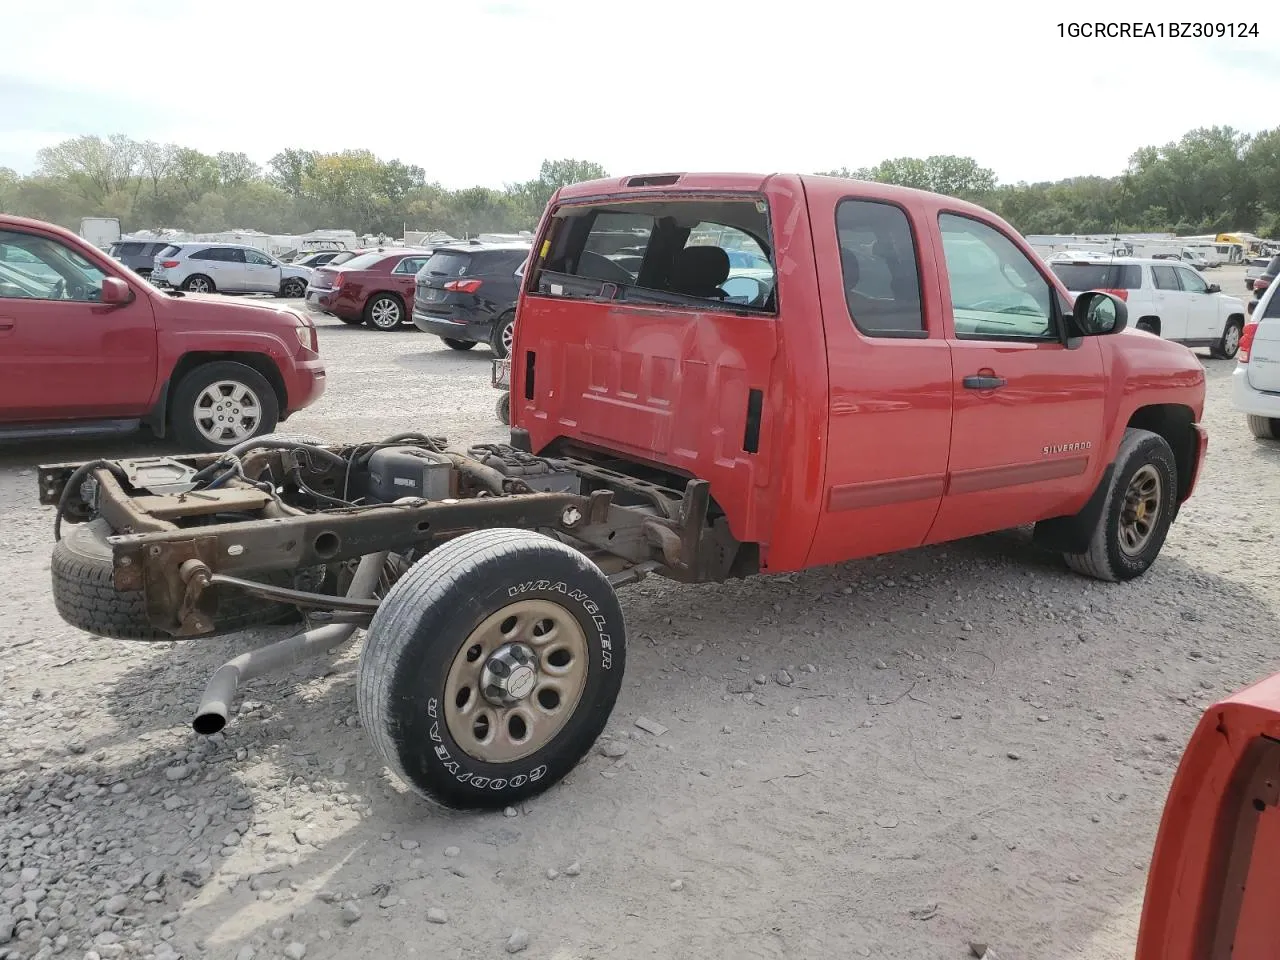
[151,242,313,297]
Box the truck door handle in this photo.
[963,375,1007,390]
[0,318,14,331]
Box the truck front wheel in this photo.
[357,529,627,810]
[170,361,280,453]
[1062,428,1177,582]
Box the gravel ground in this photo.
[2,277,1276,960]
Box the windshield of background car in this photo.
[157,245,182,259]
[1049,262,1142,291]
[531,198,776,312]
[421,251,473,278]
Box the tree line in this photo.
[821,125,1279,238]
[0,125,1276,239]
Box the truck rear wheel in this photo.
[495,392,510,425]
[357,529,626,810]
[51,519,300,640]
[1062,428,1176,582]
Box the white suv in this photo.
[151,242,313,297]
[1233,279,1280,439]
[1048,256,1248,359]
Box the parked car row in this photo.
[301,240,532,358]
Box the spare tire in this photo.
[51,519,300,641]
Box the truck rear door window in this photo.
[835,199,925,337]
[533,199,776,313]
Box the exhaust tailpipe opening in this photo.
[190,551,389,736]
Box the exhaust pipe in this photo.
[192,551,389,735]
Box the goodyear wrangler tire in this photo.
[357,529,626,810]
[51,519,301,641]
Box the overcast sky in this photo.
[3,0,1277,188]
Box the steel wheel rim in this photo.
[189,278,210,293]
[1118,463,1161,556]
[444,599,589,764]
[501,320,514,352]
[371,299,400,327]
[1225,324,1241,353]
[193,380,262,446]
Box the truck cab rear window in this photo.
[533,199,776,313]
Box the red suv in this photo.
[303,248,436,330]
[0,215,326,452]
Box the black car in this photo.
[1248,254,1280,296]
[411,241,531,357]
[107,240,172,279]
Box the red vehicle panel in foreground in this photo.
[0,215,325,451]
[1138,672,1280,960]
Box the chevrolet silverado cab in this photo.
[1,216,326,452]
[38,174,1206,810]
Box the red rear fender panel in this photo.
[1136,674,1280,960]
[514,175,830,571]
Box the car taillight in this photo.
[444,279,483,294]
[1239,320,1259,363]
[1100,288,1129,301]
[160,260,180,268]
[331,273,345,289]
[1257,277,1273,294]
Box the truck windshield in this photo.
[532,199,777,313]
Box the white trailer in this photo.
[79,217,121,250]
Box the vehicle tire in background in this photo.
[169,360,280,453]
[1062,428,1177,583]
[1247,415,1280,440]
[442,338,476,351]
[491,312,515,359]
[183,275,215,294]
[1135,318,1159,335]
[1210,318,1244,360]
[496,392,510,425]
[279,278,307,298]
[51,519,299,641]
[364,294,404,330]
[358,529,627,810]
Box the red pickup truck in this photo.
[1,215,326,452]
[40,173,1206,811]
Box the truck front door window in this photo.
[939,214,1054,341]
[0,231,107,302]
[835,199,924,337]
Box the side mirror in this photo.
[100,277,133,305]
[1072,290,1128,336]
[1206,283,1221,294]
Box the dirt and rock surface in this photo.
[1,282,1276,960]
